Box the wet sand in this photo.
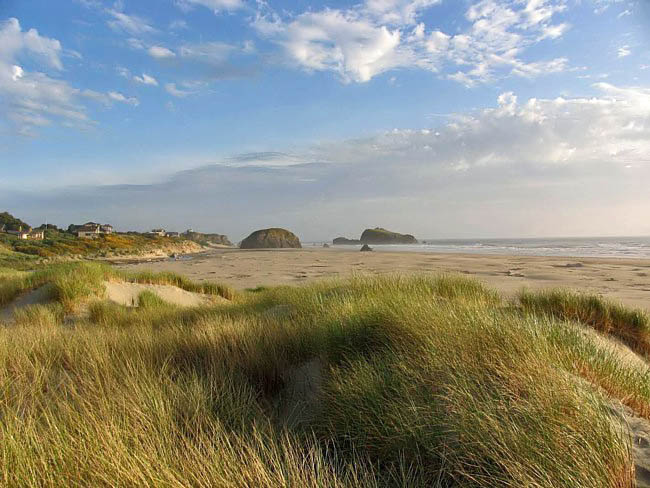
[116,248,650,311]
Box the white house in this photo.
[73,222,113,238]
[1,225,44,240]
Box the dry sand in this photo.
[625,408,650,488]
[103,281,217,307]
[0,286,54,323]
[117,248,650,311]
[0,282,218,323]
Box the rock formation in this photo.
[333,237,362,245]
[183,231,232,247]
[360,228,417,245]
[240,228,302,249]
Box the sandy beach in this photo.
[117,248,650,311]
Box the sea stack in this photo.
[333,237,362,245]
[360,228,417,245]
[240,228,302,249]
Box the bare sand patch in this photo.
[104,281,219,307]
[610,405,650,488]
[0,286,53,323]
[627,411,650,488]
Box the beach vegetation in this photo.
[0,265,647,486]
[519,288,650,357]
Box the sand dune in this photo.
[0,282,218,324]
[103,281,217,307]
[0,286,54,323]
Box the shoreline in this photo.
[116,248,650,311]
[323,244,650,260]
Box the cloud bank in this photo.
[4,83,649,239]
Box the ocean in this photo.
[319,236,650,259]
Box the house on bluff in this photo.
[70,222,114,239]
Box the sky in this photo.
[0,0,649,241]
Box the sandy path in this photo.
[116,248,650,311]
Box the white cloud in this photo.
[175,0,243,13]
[592,0,626,15]
[255,0,572,84]
[170,19,188,30]
[294,84,649,182]
[0,18,141,135]
[132,38,256,96]
[133,73,158,86]
[617,45,631,58]
[106,8,155,35]
[364,0,442,25]
[108,91,140,106]
[116,66,130,78]
[178,41,235,64]
[148,45,176,59]
[0,18,88,135]
[435,0,571,85]
[11,64,24,81]
[258,9,406,83]
[0,18,63,69]
[127,38,147,50]
[165,82,193,97]
[242,40,255,53]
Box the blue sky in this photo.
[1,0,649,239]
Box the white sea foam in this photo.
[317,237,650,259]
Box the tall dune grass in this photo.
[0,262,235,313]
[0,268,647,486]
[519,289,650,356]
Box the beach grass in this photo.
[0,265,647,486]
[0,261,235,312]
[519,288,650,356]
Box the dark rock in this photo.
[360,244,373,252]
[360,228,417,245]
[333,237,361,245]
[323,243,330,248]
[240,228,302,249]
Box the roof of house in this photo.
[77,224,100,232]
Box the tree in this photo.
[0,211,30,231]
